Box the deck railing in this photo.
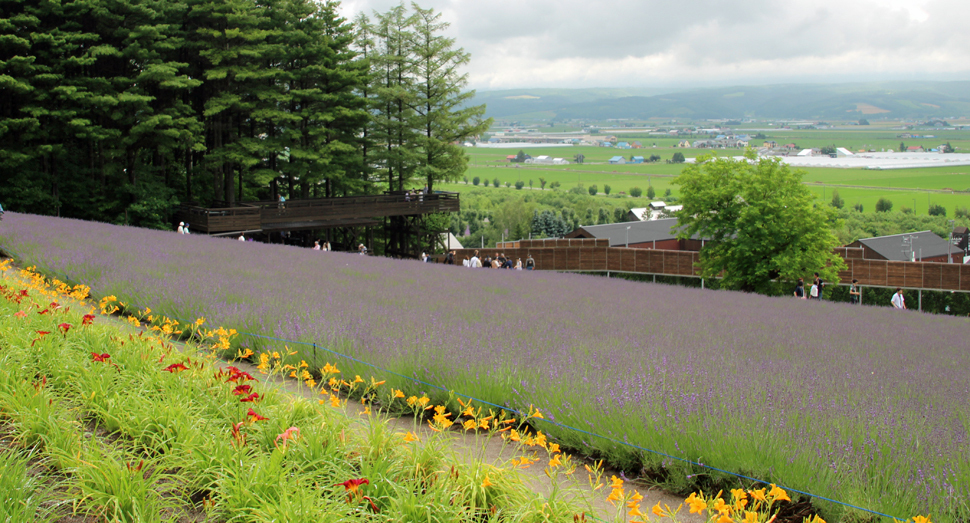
[175,192,459,234]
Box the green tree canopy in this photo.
[673,153,846,293]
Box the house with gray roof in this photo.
[565,218,706,250]
[845,231,963,263]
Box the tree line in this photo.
[0,0,487,228]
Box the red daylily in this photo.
[239,392,260,403]
[225,366,256,383]
[37,309,49,315]
[230,421,246,447]
[163,363,188,373]
[336,478,371,503]
[247,408,268,422]
[30,331,51,347]
[91,352,111,362]
[275,426,300,448]
[58,323,72,335]
[232,384,252,396]
[82,314,96,326]
[14,310,26,318]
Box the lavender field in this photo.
[2,212,967,520]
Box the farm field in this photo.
[454,146,970,215]
[1,212,967,522]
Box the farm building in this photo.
[608,156,626,164]
[522,155,569,165]
[954,226,969,254]
[565,218,705,250]
[627,208,649,221]
[845,231,964,263]
[677,140,691,148]
[616,142,631,149]
[626,204,685,222]
[631,156,644,164]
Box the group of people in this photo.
[792,272,831,301]
[462,250,535,270]
[312,240,332,251]
[403,189,425,203]
[794,273,908,309]
[176,222,190,234]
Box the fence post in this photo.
[918,289,922,312]
[312,343,317,370]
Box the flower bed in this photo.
[1,212,967,520]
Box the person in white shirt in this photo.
[183,224,189,234]
[809,284,818,300]
[313,240,321,250]
[469,255,481,268]
[891,288,906,309]
[177,222,184,234]
[239,235,246,241]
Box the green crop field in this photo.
[454,144,970,215]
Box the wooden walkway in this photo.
[452,239,970,293]
[175,193,460,235]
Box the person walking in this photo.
[183,223,190,235]
[814,272,825,301]
[891,288,906,309]
[849,279,861,304]
[0,202,6,219]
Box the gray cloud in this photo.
[339,0,970,88]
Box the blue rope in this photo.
[26,265,907,522]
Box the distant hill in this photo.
[473,82,970,121]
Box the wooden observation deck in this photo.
[175,192,460,236]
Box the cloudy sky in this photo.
[338,0,970,91]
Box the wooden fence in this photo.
[452,239,970,292]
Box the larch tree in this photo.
[368,4,420,193]
[409,3,489,194]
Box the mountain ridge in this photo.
[471,81,970,121]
